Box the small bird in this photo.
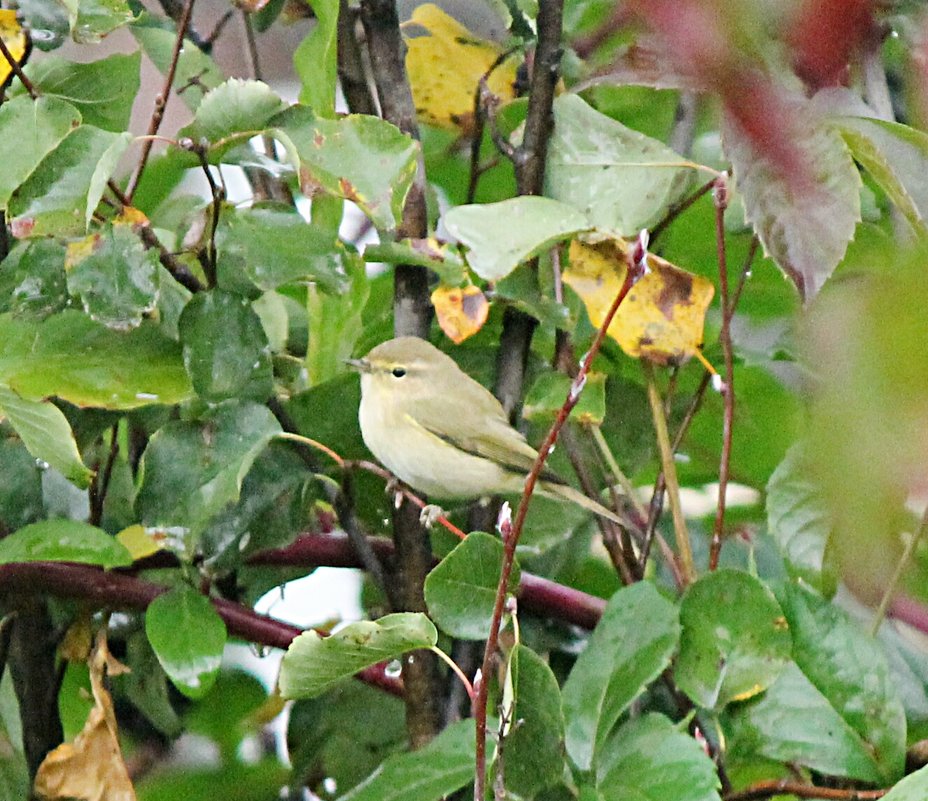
[349,336,623,524]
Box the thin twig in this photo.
[723,780,886,801]
[650,177,715,243]
[871,503,928,635]
[89,425,120,527]
[431,646,475,701]
[710,174,733,570]
[125,0,196,202]
[645,363,694,584]
[0,34,36,98]
[474,260,640,801]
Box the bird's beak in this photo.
[344,358,370,373]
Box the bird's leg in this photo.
[419,504,447,529]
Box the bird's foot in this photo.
[419,504,446,529]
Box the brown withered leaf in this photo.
[563,235,714,365]
[34,630,135,801]
[431,283,490,344]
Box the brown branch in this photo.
[337,0,376,116]
[125,0,196,202]
[0,562,403,697]
[710,174,733,570]
[724,780,886,801]
[0,33,36,98]
[474,260,640,801]
[650,177,716,244]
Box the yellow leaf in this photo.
[564,236,715,365]
[114,207,149,227]
[0,10,30,90]
[65,233,103,270]
[403,4,518,133]
[116,524,165,560]
[35,631,136,801]
[432,283,490,344]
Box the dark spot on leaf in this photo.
[656,265,693,320]
[462,290,486,321]
[299,167,325,198]
[338,177,360,202]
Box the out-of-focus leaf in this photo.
[294,0,339,115]
[0,311,191,409]
[766,444,837,597]
[431,284,489,344]
[66,222,160,330]
[880,765,928,800]
[273,106,419,230]
[596,714,721,801]
[0,671,28,801]
[424,532,520,640]
[117,630,181,737]
[11,0,68,50]
[20,52,140,131]
[561,581,680,770]
[0,239,68,317]
[59,0,134,43]
[217,205,347,294]
[0,437,44,531]
[546,94,693,236]
[402,3,518,132]
[0,385,93,487]
[836,117,928,234]
[180,78,287,159]
[779,582,906,783]
[338,718,475,801]
[676,570,791,710]
[0,519,131,568]
[179,289,273,403]
[523,371,606,425]
[146,585,227,699]
[563,236,714,364]
[279,613,437,699]
[724,99,860,299]
[183,669,268,759]
[725,663,886,783]
[9,126,132,238]
[131,12,224,112]
[501,645,565,797]
[363,239,467,286]
[443,196,589,281]
[0,95,80,209]
[135,400,281,538]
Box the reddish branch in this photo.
[0,562,402,697]
[724,780,886,801]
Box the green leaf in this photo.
[67,223,161,330]
[181,79,287,159]
[545,94,693,236]
[501,645,565,797]
[724,663,885,783]
[179,290,274,403]
[135,401,282,537]
[60,0,134,42]
[766,444,837,596]
[294,0,339,116]
[778,582,906,783]
[0,239,69,318]
[881,765,928,800]
[597,714,721,801]
[279,613,437,699]
[836,117,928,234]
[443,196,589,281]
[217,205,348,294]
[130,13,224,112]
[0,311,191,409]
[424,532,520,640]
[0,519,132,568]
[21,52,141,132]
[0,674,29,801]
[116,631,182,737]
[306,254,369,385]
[338,718,475,801]
[0,385,93,488]
[561,581,680,771]
[724,99,861,298]
[0,95,81,210]
[362,240,467,286]
[272,106,419,230]
[8,126,132,238]
[523,371,606,425]
[145,585,227,699]
[0,438,44,532]
[676,570,792,710]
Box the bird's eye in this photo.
[391,367,407,378]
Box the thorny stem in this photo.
[870,502,928,636]
[474,263,639,801]
[125,0,196,202]
[710,174,733,571]
[645,363,695,585]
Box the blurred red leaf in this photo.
[787,0,875,90]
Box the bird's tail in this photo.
[538,480,627,526]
